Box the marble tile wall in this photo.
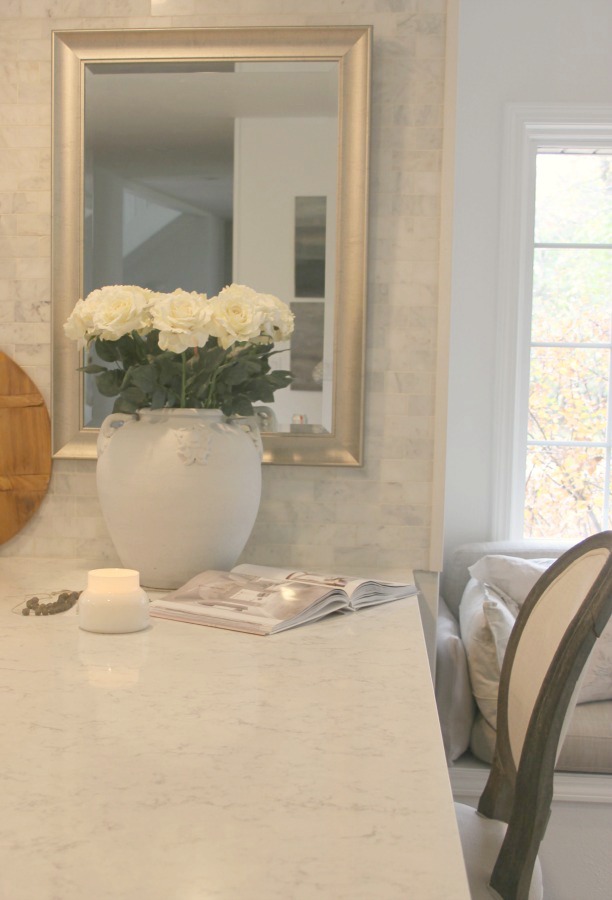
[0,0,447,579]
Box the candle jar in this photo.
[78,568,150,634]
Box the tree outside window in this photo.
[525,152,612,538]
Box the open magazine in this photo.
[149,563,418,635]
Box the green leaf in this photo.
[144,330,161,354]
[268,370,293,388]
[113,395,141,414]
[119,385,147,407]
[223,395,254,417]
[94,338,122,363]
[190,345,225,374]
[151,388,170,409]
[129,364,160,394]
[156,356,182,385]
[95,369,124,397]
[247,384,276,403]
[194,382,212,401]
[223,361,252,386]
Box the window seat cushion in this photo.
[470,701,612,774]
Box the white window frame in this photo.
[492,104,612,539]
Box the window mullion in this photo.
[532,341,612,350]
[534,241,612,250]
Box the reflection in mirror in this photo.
[52,27,371,464]
[83,61,337,433]
[295,196,327,298]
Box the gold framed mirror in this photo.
[51,26,370,465]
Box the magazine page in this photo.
[233,563,354,592]
[232,564,417,608]
[149,570,349,635]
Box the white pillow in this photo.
[458,579,505,730]
[467,554,612,705]
[483,593,515,671]
[580,631,612,703]
[468,555,555,616]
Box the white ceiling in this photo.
[85,64,338,217]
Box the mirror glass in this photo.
[52,27,370,464]
[83,60,337,433]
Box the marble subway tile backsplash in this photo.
[0,0,447,577]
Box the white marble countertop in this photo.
[0,558,469,900]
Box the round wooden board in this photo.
[0,352,52,544]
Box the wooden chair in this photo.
[455,530,612,899]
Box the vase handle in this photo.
[97,413,136,457]
[253,405,278,432]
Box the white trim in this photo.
[491,104,612,540]
[491,104,536,539]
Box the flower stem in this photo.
[181,351,187,408]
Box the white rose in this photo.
[64,297,97,343]
[258,293,295,342]
[150,289,212,353]
[209,283,283,349]
[89,285,153,341]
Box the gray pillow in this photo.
[435,597,475,762]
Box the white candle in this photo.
[78,568,149,634]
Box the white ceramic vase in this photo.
[96,408,263,589]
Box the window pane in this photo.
[534,154,612,245]
[529,347,609,441]
[524,445,607,539]
[531,248,612,343]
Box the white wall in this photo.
[233,115,337,430]
[444,0,612,566]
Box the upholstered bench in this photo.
[436,540,612,774]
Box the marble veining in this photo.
[0,557,469,900]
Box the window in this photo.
[493,107,612,541]
[525,151,612,538]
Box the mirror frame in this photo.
[51,26,371,466]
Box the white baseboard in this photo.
[449,755,612,805]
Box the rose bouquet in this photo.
[64,283,294,417]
